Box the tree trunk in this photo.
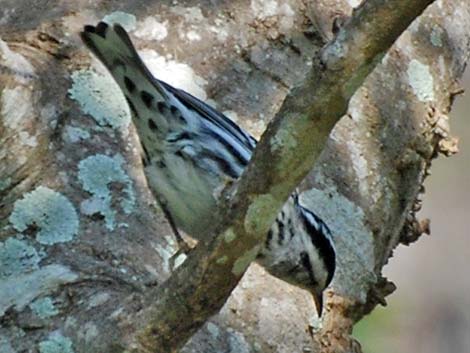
[0,1,468,353]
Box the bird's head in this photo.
[296,207,336,317]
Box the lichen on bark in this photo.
[0,1,468,353]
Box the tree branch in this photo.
[132,0,437,352]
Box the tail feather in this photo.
[81,21,183,147]
[81,22,168,100]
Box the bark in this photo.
[0,1,468,353]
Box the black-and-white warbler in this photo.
[81,22,335,316]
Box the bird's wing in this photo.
[159,80,258,152]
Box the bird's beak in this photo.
[313,290,324,317]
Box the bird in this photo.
[80,21,336,316]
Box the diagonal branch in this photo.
[131,0,437,352]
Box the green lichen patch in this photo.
[268,119,305,174]
[0,238,41,279]
[87,292,111,309]
[81,322,99,343]
[39,332,74,353]
[9,187,79,245]
[407,59,434,102]
[216,255,228,265]
[68,69,130,131]
[102,11,137,31]
[270,126,298,153]
[30,297,59,319]
[223,228,236,243]
[227,329,251,353]
[64,126,90,143]
[430,27,443,47]
[0,264,78,317]
[0,336,15,353]
[0,177,11,191]
[244,194,278,237]
[232,245,260,276]
[78,154,136,230]
[206,322,220,338]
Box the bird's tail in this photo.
[80,22,168,100]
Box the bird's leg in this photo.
[158,199,194,270]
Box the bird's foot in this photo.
[169,234,197,271]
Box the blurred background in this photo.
[353,68,470,352]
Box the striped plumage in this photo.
[81,22,335,315]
